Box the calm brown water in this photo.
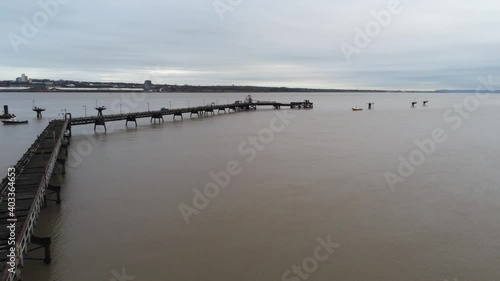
[1,92,499,281]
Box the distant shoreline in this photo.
[0,89,497,94]
[0,84,497,94]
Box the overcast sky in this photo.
[1,0,499,90]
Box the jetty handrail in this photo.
[68,102,272,123]
[67,100,313,126]
[0,119,68,281]
[0,121,58,199]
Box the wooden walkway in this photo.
[0,99,312,280]
[0,119,69,281]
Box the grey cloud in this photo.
[1,0,500,89]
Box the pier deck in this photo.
[0,119,68,281]
[69,100,313,126]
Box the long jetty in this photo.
[71,100,313,131]
[0,99,312,280]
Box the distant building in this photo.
[144,80,152,91]
[15,73,30,83]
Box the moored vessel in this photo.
[2,119,28,125]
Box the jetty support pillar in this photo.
[94,117,107,132]
[173,112,183,120]
[126,115,137,127]
[30,236,52,264]
[190,110,199,118]
[151,112,164,123]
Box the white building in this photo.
[16,73,30,83]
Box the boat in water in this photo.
[2,119,28,125]
[352,107,363,112]
[0,114,15,119]
[1,105,15,119]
